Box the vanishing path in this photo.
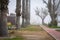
[17,26,55,40]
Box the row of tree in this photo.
[35,0,60,26]
[0,0,30,37]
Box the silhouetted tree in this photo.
[35,7,48,25]
[43,0,60,26]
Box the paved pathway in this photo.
[40,25,60,40]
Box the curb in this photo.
[40,25,60,40]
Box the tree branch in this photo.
[55,0,60,11]
[37,14,42,19]
[43,0,48,4]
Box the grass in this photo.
[0,36,24,40]
[0,25,44,40]
[20,25,44,31]
[56,30,60,32]
[0,30,24,40]
[49,25,60,28]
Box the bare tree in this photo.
[15,0,21,29]
[25,0,30,26]
[35,8,48,25]
[22,0,30,27]
[43,0,60,26]
[22,0,26,27]
[0,0,9,37]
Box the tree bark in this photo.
[50,0,57,26]
[42,19,44,25]
[0,12,8,37]
[0,0,9,37]
[51,18,57,26]
[25,0,30,26]
[16,0,21,29]
[22,0,26,27]
[16,16,20,29]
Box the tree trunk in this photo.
[51,17,57,26]
[0,0,9,37]
[21,17,25,27]
[25,0,30,26]
[16,0,21,29]
[0,12,8,37]
[42,19,44,25]
[16,16,20,29]
[22,0,26,27]
[50,0,57,26]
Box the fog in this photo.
[8,0,52,25]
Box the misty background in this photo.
[8,0,52,25]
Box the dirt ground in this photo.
[15,26,55,40]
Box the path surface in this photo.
[21,31,55,40]
[40,25,60,40]
[16,26,55,40]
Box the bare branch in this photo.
[35,7,48,20]
[43,0,48,4]
[55,0,60,11]
[35,7,40,15]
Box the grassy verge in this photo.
[48,25,60,28]
[20,25,44,31]
[3,36,24,40]
[56,30,60,31]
